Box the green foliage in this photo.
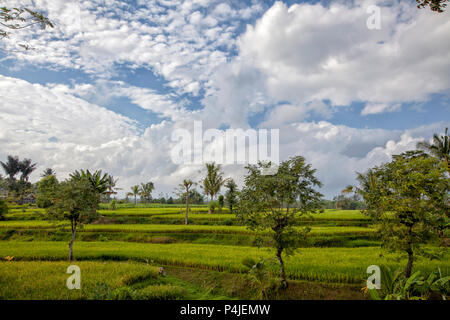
[208,200,218,213]
[202,163,227,211]
[225,179,238,213]
[237,156,323,287]
[0,155,36,204]
[139,182,155,203]
[110,199,117,210]
[36,175,58,208]
[356,151,449,277]
[242,257,278,299]
[0,199,7,220]
[416,127,449,171]
[369,266,449,300]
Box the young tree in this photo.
[49,177,98,261]
[237,156,323,288]
[104,175,120,202]
[224,179,238,213]
[36,174,58,208]
[179,179,195,225]
[127,185,141,205]
[355,151,449,278]
[202,162,227,213]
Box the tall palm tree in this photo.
[18,158,36,182]
[127,185,141,205]
[202,162,227,214]
[105,175,120,202]
[0,155,21,180]
[41,168,56,178]
[416,127,449,172]
[139,182,155,203]
[180,179,195,225]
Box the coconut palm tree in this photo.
[18,158,36,182]
[127,185,141,205]
[416,127,449,172]
[202,162,227,213]
[0,155,21,180]
[41,168,56,178]
[139,182,155,203]
[180,179,195,225]
[104,175,120,202]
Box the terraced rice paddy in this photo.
[0,205,447,300]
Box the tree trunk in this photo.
[185,187,189,225]
[405,249,414,278]
[134,195,137,205]
[276,249,288,288]
[69,220,77,262]
[208,194,213,214]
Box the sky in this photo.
[0,0,449,199]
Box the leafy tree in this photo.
[236,156,323,288]
[416,127,449,172]
[127,185,140,205]
[36,174,58,208]
[179,179,195,225]
[224,179,238,213]
[1,5,54,51]
[139,182,155,203]
[70,169,109,205]
[202,162,227,213]
[416,0,449,12]
[0,198,7,220]
[41,168,56,178]
[355,151,449,278]
[49,177,98,261]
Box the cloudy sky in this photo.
[0,0,449,199]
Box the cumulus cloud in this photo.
[1,0,449,199]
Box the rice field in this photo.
[0,205,446,299]
[1,241,447,284]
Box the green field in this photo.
[0,205,447,300]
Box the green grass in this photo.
[0,241,447,284]
[0,261,162,299]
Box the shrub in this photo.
[208,201,217,213]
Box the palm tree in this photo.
[0,155,21,180]
[202,162,227,214]
[41,168,56,178]
[139,182,155,203]
[105,175,120,202]
[18,158,36,182]
[70,169,109,195]
[180,179,195,225]
[127,185,141,205]
[416,127,449,172]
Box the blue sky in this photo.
[0,0,449,198]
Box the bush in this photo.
[208,201,217,213]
